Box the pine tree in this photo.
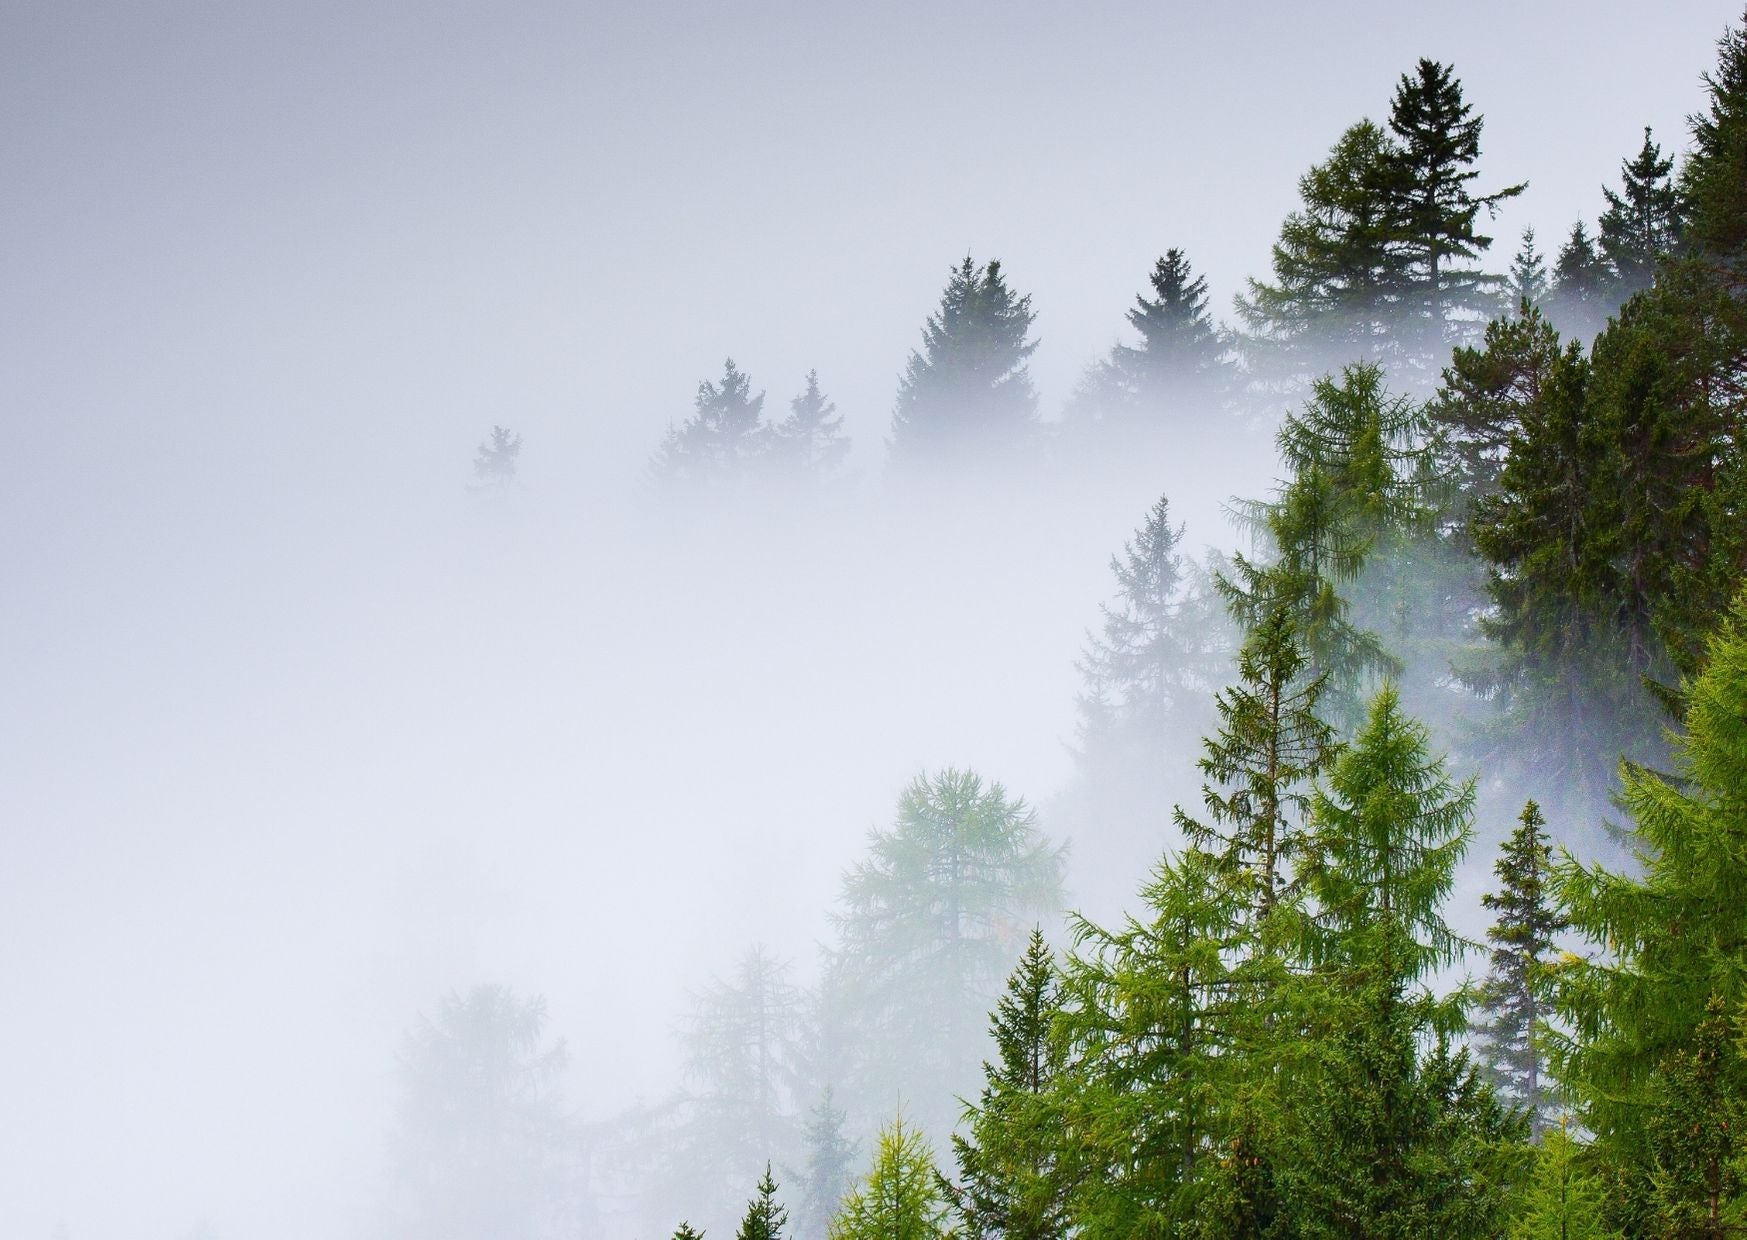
[1508,1120,1611,1240]
[823,769,1065,1137]
[947,929,1070,1240]
[471,426,523,493]
[1546,222,1611,343]
[737,1164,790,1240]
[1238,120,1407,387]
[652,358,771,487]
[1473,801,1565,1141]
[1382,59,1525,365]
[828,1119,952,1240]
[1175,606,1337,928]
[770,371,850,481]
[888,257,1039,469]
[1057,847,1249,1234]
[1509,227,1551,309]
[1549,593,1747,1220]
[1598,127,1682,299]
[793,1088,856,1239]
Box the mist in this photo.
[5,2,1743,1237]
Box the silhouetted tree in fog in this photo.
[652,358,771,488]
[888,257,1038,470]
[471,426,522,492]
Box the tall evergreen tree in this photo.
[1104,249,1233,419]
[737,1165,790,1240]
[828,1119,952,1240]
[1175,606,1337,928]
[1509,227,1551,310]
[1508,1120,1611,1240]
[1640,997,1745,1238]
[672,1224,706,1240]
[947,929,1071,1240]
[1598,127,1682,299]
[1238,121,1407,387]
[823,769,1065,1137]
[1382,59,1525,365]
[888,257,1039,469]
[1549,593,1747,1224]
[653,358,771,487]
[770,371,851,481]
[1546,222,1612,343]
[1057,847,1249,1236]
[1473,801,1566,1142]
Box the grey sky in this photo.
[2,3,1740,1236]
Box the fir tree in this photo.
[1382,59,1525,364]
[793,1087,856,1239]
[828,1119,952,1240]
[1109,248,1232,415]
[1238,120,1407,387]
[1429,301,1563,528]
[1598,127,1682,299]
[770,371,850,481]
[947,928,1070,1240]
[673,1225,706,1240]
[888,257,1038,469]
[1473,801,1565,1141]
[1549,593,1747,1222]
[1546,222,1611,343]
[471,425,523,493]
[1175,605,1337,928]
[653,358,771,487]
[1509,227,1551,310]
[737,1164,790,1240]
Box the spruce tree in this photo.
[888,257,1038,469]
[770,371,850,481]
[1111,248,1231,413]
[947,929,1070,1239]
[827,1119,952,1240]
[1546,222,1611,343]
[1549,593,1747,1222]
[652,358,771,487]
[1509,227,1551,310]
[1175,605,1337,927]
[1238,120,1407,387]
[673,1225,706,1240]
[1382,59,1525,364]
[1598,127,1682,299]
[1473,801,1565,1141]
[737,1164,789,1240]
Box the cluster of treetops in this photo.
[419,10,1747,1237]
[657,11,1747,1236]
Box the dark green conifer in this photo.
[1598,127,1682,298]
[888,257,1038,469]
[947,929,1070,1239]
[736,1164,789,1240]
[1473,801,1565,1141]
[1509,227,1550,309]
[1682,9,1747,264]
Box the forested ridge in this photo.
[403,11,1747,1237]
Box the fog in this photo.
[3,2,1739,1236]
